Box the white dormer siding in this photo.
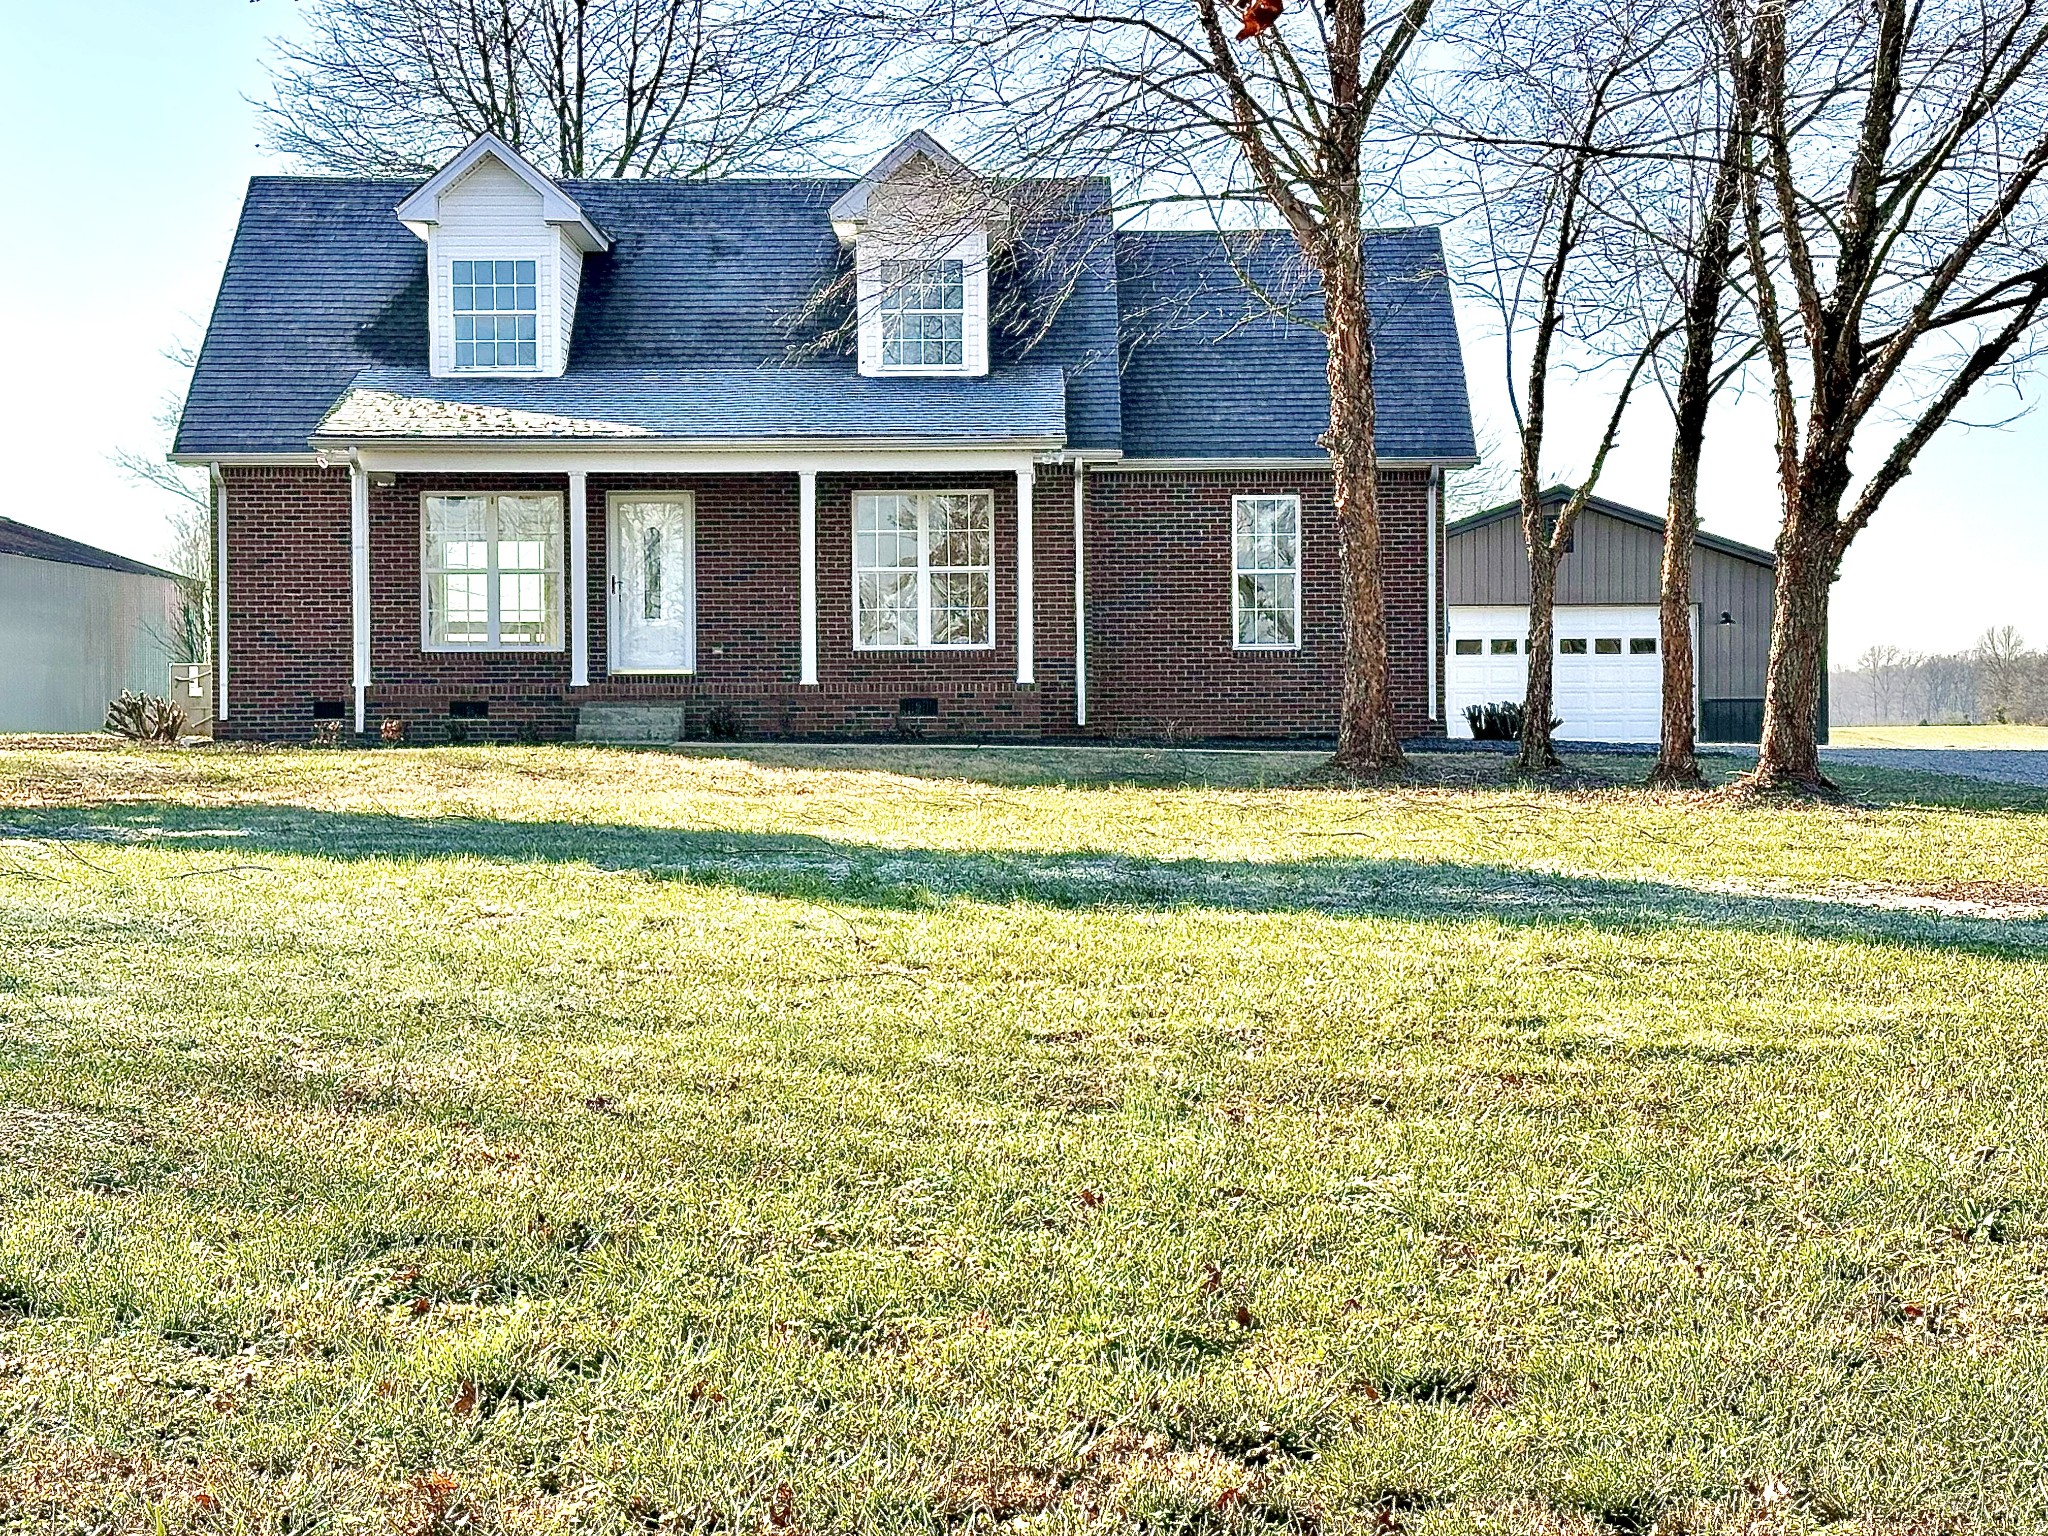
[833,133,1005,380]
[394,133,611,381]
[427,156,569,376]
[854,232,990,378]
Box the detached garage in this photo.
[1444,490,1799,744]
[0,517,185,733]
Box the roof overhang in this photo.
[319,440,1062,476]
[394,132,611,253]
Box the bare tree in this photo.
[901,0,1434,772]
[1975,624,2033,722]
[1731,0,2048,792]
[1629,6,1757,788]
[111,342,211,666]
[1426,0,1676,770]
[259,0,864,178]
[1857,641,1903,723]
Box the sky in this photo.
[0,0,2042,661]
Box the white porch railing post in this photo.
[569,470,590,688]
[212,464,228,723]
[349,463,370,734]
[1071,460,1085,726]
[799,469,819,685]
[1016,464,1035,686]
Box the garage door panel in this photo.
[1449,605,1688,744]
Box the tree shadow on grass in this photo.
[14,801,2048,958]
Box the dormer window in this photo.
[393,134,611,381]
[453,260,538,370]
[832,132,1005,380]
[878,258,965,368]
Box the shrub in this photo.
[1463,700,1558,741]
[310,720,346,748]
[704,703,743,740]
[104,692,187,743]
[380,718,408,745]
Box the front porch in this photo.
[331,448,1084,743]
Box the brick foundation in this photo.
[217,462,1443,744]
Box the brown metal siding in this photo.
[1446,505,1775,702]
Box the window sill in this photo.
[1232,643,1303,654]
[421,643,566,654]
[851,643,998,653]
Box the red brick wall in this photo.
[220,461,1441,743]
[1086,466,1440,739]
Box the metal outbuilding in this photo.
[0,517,186,733]
[1445,490,1800,744]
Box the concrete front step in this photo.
[576,703,687,743]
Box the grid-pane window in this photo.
[424,493,562,649]
[877,259,965,368]
[452,259,539,369]
[1233,494,1300,648]
[854,491,993,648]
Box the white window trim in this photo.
[1231,493,1303,652]
[420,490,566,653]
[605,491,698,675]
[433,238,555,378]
[856,233,989,379]
[851,489,998,652]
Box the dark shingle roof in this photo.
[177,174,1471,463]
[0,517,181,580]
[1113,227,1475,461]
[316,365,1068,442]
[1450,488,1777,568]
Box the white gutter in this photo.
[1427,464,1440,725]
[349,457,371,733]
[1072,459,1087,728]
[211,463,228,723]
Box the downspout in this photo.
[211,462,227,723]
[348,452,371,735]
[1427,465,1440,727]
[1072,459,1087,728]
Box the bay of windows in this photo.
[423,493,562,649]
[453,259,538,369]
[1233,494,1300,649]
[854,491,993,648]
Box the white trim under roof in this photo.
[337,443,1053,476]
[1103,456,1481,472]
[394,133,612,253]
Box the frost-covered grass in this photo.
[2,742,2045,1533]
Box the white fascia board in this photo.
[1101,455,1479,472]
[393,132,612,251]
[343,441,1057,475]
[169,452,326,468]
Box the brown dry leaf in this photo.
[450,1380,477,1417]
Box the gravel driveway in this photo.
[1821,746,2048,788]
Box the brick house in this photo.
[173,131,1475,743]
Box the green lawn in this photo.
[3,742,2047,1534]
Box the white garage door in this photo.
[1448,605,1684,744]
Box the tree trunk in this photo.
[1749,519,1836,791]
[1648,484,1701,787]
[1518,541,1561,770]
[1323,257,1404,774]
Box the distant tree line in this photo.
[1832,626,2047,727]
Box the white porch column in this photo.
[1427,465,1440,723]
[799,469,819,685]
[349,464,370,734]
[211,464,228,723]
[568,470,590,688]
[1071,460,1086,726]
[1016,464,1035,686]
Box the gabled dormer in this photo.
[395,134,611,379]
[831,132,1008,379]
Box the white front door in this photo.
[609,494,696,673]
[1448,604,1691,743]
